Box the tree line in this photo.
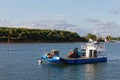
[0,27,87,43]
[0,27,118,43]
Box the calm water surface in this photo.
[0,43,120,80]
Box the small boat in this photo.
[41,41,107,64]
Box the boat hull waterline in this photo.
[41,55,107,64]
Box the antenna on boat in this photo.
[94,25,102,43]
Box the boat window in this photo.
[81,49,86,57]
[90,50,97,58]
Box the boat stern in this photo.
[41,54,62,64]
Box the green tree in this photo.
[0,27,88,42]
[106,35,112,41]
[86,33,96,41]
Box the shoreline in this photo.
[0,41,87,44]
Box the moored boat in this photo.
[40,41,107,64]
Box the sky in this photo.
[0,0,120,36]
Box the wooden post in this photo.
[7,32,10,44]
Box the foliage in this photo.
[0,27,87,42]
[86,33,96,41]
[106,35,112,40]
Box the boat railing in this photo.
[81,43,105,50]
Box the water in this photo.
[0,42,120,80]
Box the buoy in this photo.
[38,60,42,64]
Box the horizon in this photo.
[0,0,120,36]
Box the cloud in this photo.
[16,20,77,30]
[86,18,99,23]
[0,19,82,33]
[54,13,69,19]
[110,8,120,15]
[0,20,12,27]
[96,21,120,36]
[97,21,119,28]
[86,18,120,36]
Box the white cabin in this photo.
[81,41,105,58]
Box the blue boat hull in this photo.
[61,57,107,64]
[41,55,107,64]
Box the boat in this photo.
[40,40,107,64]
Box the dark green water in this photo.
[0,43,120,80]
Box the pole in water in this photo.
[7,31,10,44]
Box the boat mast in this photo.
[94,25,101,42]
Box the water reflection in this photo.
[84,63,107,80]
[39,62,107,80]
[39,64,65,80]
[84,64,96,80]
